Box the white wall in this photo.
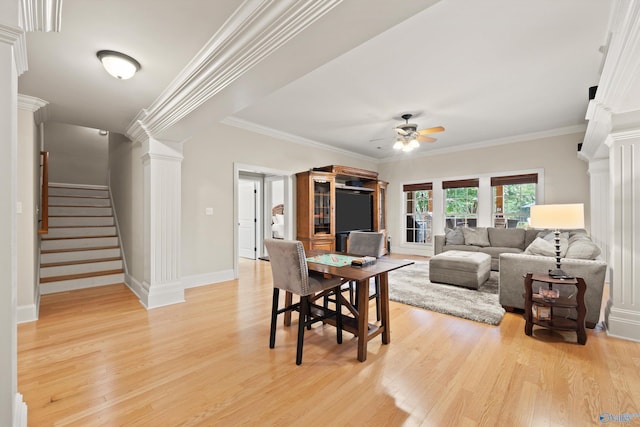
[44,122,109,185]
[379,132,590,255]
[16,108,40,321]
[180,122,377,277]
[108,133,144,281]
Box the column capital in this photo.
[141,138,184,163]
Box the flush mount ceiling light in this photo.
[97,50,141,80]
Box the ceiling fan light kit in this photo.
[392,113,444,152]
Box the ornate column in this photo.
[0,7,28,426]
[605,130,640,341]
[139,137,184,308]
[587,158,610,270]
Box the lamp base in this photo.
[548,269,574,279]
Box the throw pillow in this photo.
[565,238,601,260]
[462,227,490,247]
[445,227,464,245]
[525,236,569,257]
[524,237,556,257]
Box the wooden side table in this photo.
[523,273,587,345]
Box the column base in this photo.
[126,275,185,309]
[605,302,640,342]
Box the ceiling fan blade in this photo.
[418,126,445,135]
[417,135,437,143]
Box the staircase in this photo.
[40,184,125,294]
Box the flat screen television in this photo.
[335,189,373,233]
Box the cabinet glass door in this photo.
[313,180,331,235]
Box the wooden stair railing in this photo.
[38,151,49,235]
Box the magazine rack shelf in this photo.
[523,272,587,345]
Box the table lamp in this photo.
[529,203,584,278]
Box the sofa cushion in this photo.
[524,229,539,248]
[525,236,568,257]
[487,228,525,250]
[565,236,601,260]
[462,227,490,247]
[480,246,523,259]
[444,244,479,252]
[445,227,465,245]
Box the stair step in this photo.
[49,206,113,216]
[41,236,119,251]
[45,226,117,238]
[49,196,111,207]
[40,272,125,295]
[41,259,123,278]
[49,216,114,227]
[40,248,121,263]
[41,245,120,254]
[40,257,122,268]
[40,269,124,284]
[48,185,109,198]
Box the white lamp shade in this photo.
[529,203,584,229]
[97,50,140,80]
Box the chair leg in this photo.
[269,288,279,349]
[335,287,343,344]
[296,295,309,365]
[375,276,381,321]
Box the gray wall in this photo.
[45,122,109,185]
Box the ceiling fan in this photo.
[393,113,444,152]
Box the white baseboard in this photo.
[125,274,185,309]
[16,304,37,324]
[182,269,235,289]
[14,393,27,427]
[16,288,40,324]
[125,269,235,309]
[605,305,640,342]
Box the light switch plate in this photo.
[205,207,214,216]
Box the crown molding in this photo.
[17,94,48,112]
[583,0,640,158]
[222,116,378,163]
[20,0,63,32]
[0,23,28,75]
[127,0,343,142]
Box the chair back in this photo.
[264,239,310,295]
[348,231,385,258]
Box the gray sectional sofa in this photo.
[434,227,607,328]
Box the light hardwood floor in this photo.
[18,256,640,426]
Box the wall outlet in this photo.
[205,207,214,216]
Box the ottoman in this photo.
[429,250,491,289]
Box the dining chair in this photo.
[347,231,386,321]
[264,239,345,365]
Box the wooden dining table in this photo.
[285,253,414,362]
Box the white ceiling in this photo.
[18,0,614,161]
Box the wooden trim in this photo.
[403,183,432,192]
[40,269,124,283]
[38,151,49,235]
[491,173,538,186]
[442,178,479,189]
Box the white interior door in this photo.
[238,179,257,259]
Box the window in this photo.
[492,174,537,228]
[403,183,433,244]
[443,179,479,228]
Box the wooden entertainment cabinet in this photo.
[296,165,387,254]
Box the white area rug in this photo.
[388,261,505,325]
